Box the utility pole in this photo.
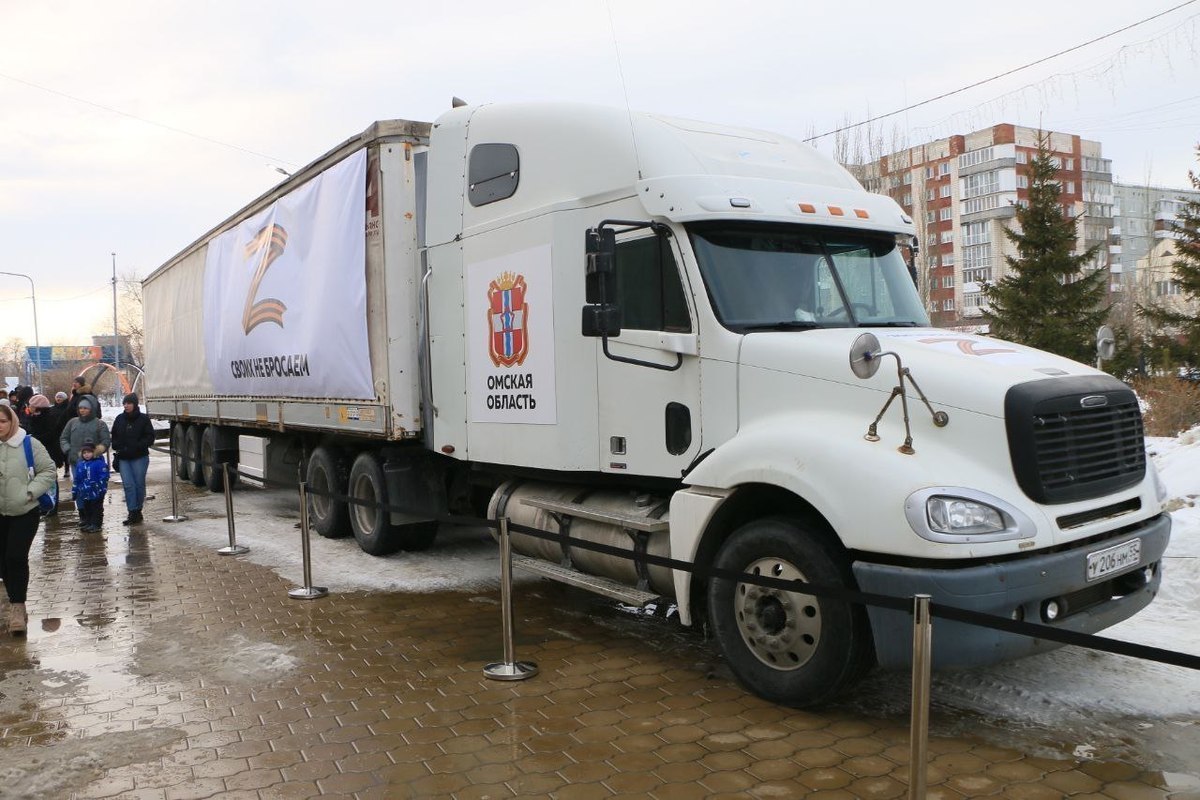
[112,252,121,399]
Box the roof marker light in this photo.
[828,206,845,216]
[730,197,752,208]
[854,209,870,219]
[798,203,816,213]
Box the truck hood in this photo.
[739,328,1098,418]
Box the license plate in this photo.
[1086,539,1141,582]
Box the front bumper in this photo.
[852,512,1171,669]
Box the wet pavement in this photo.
[0,458,1197,799]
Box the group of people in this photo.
[0,379,155,635]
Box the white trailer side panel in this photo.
[143,245,215,396]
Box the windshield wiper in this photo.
[859,321,921,328]
[736,321,821,332]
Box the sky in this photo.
[3,1,1200,348]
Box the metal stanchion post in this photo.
[908,594,932,800]
[162,445,188,523]
[289,481,328,599]
[216,463,249,556]
[484,517,538,681]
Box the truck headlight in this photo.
[926,496,1004,534]
[905,487,1035,543]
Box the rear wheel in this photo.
[200,426,239,493]
[347,452,439,555]
[185,425,206,487]
[707,518,874,708]
[307,446,350,538]
[171,424,189,480]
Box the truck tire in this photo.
[348,453,404,556]
[707,518,874,708]
[171,424,189,481]
[200,426,239,493]
[185,425,207,487]
[307,446,350,539]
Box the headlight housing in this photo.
[905,487,1035,543]
[926,497,1004,534]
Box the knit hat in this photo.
[81,439,96,453]
[55,391,68,402]
[77,398,93,411]
[29,394,50,410]
[123,393,139,405]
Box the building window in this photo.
[942,275,955,288]
[1016,151,1028,164]
[962,170,1000,199]
[939,184,952,198]
[1066,181,1075,194]
[1017,175,1028,189]
[902,193,912,206]
[943,297,955,311]
[939,207,952,221]
[1066,158,1075,170]
[903,172,913,185]
[940,230,954,244]
[963,221,990,246]
[926,210,936,223]
[939,162,951,177]
[925,166,933,179]
[942,252,956,266]
[959,147,995,169]
[1156,280,1182,297]
[927,189,936,202]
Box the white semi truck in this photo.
[144,102,1170,706]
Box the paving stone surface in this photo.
[0,459,1196,799]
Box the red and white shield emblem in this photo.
[487,272,529,367]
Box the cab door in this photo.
[594,231,703,478]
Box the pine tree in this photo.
[1139,147,1200,367]
[983,138,1109,364]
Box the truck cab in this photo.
[421,103,1169,706]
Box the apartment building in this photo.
[856,125,1114,328]
[1112,182,1200,299]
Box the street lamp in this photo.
[0,271,40,391]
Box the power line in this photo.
[804,0,1199,143]
[0,70,300,168]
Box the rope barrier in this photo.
[149,442,1200,671]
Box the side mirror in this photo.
[582,226,621,337]
[1096,325,1115,361]
[582,304,622,337]
[585,227,617,304]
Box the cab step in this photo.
[518,497,668,533]
[512,555,660,607]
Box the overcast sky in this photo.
[2,1,1199,352]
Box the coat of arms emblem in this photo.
[487,272,529,367]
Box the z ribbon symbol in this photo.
[242,224,288,334]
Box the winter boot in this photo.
[130,509,143,524]
[9,603,26,636]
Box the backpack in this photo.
[22,436,58,513]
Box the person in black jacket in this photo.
[110,393,155,525]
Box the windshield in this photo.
[688,223,930,331]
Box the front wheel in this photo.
[707,518,874,707]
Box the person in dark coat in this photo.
[23,395,61,516]
[48,392,72,477]
[110,393,155,525]
[66,377,90,420]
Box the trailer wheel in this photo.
[347,453,404,556]
[171,424,189,480]
[185,425,207,487]
[707,518,874,708]
[200,426,239,493]
[307,446,350,538]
